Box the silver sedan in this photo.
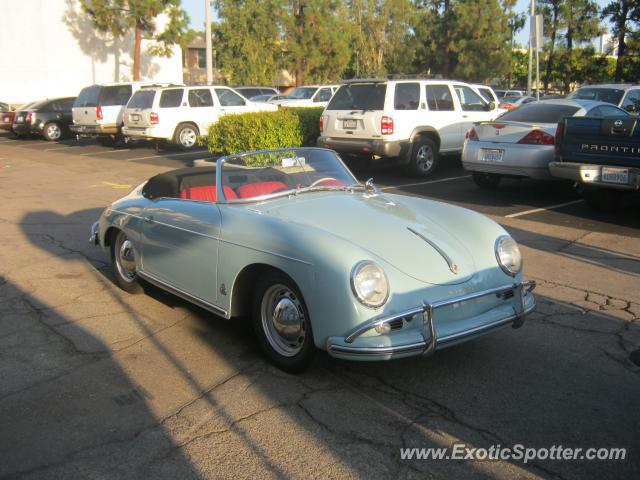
[461,99,630,188]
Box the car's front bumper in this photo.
[549,161,640,190]
[317,135,407,158]
[327,280,536,360]
[89,221,100,246]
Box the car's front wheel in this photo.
[252,271,315,372]
[110,230,142,293]
[472,171,502,189]
[407,138,438,177]
[43,122,63,141]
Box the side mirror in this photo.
[485,101,496,111]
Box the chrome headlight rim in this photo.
[350,260,390,309]
[494,235,522,277]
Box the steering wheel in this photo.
[309,177,338,187]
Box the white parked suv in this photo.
[72,81,175,145]
[317,78,497,176]
[270,85,340,108]
[122,85,277,149]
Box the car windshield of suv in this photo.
[567,88,624,105]
[286,87,318,100]
[127,90,155,109]
[327,83,386,111]
[74,86,100,107]
[221,148,357,202]
[498,103,580,123]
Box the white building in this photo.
[0,0,183,104]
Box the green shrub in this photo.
[206,107,324,155]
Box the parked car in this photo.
[462,99,629,187]
[270,85,340,107]
[2,102,36,133]
[10,97,76,141]
[498,95,536,112]
[550,112,639,210]
[122,85,277,149]
[72,82,176,145]
[251,94,286,103]
[317,78,496,177]
[89,147,536,372]
[233,86,279,99]
[494,89,526,98]
[567,84,640,114]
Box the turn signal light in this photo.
[500,103,515,110]
[150,112,159,125]
[517,129,554,145]
[381,116,393,135]
[465,127,479,141]
[96,104,103,121]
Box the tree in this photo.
[539,0,563,92]
[80,0,191,81]
[601,0,640,81]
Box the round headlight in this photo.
[495,235,522,276]
[351,261,389,308]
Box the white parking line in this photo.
[505,199,584,218]
[380,175,471,191]
[80,148,133,156]
[43,145,78,151]
[125,150,209,161]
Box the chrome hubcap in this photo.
[261,284,306,357]
[116,235,137,282]
[416,145,434,172]
[47,124,61,140]
[179,128,197,147]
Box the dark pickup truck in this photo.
[550,115,639,209]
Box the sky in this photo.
[181,0,613,48]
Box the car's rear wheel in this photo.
[174,124,199,150]
[472,171,502,189]
[252,271,315,372]
[110,230,142,293]
[407,138,438,177]
[43,122,63,141]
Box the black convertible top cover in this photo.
[142,166,217,199]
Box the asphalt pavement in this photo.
[0,133,638,479]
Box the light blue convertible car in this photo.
[90,148,535,372]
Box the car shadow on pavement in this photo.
[11,207,640,478]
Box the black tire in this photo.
[110,230,142,293]
[472,171,502,189]
[173,123,199,150]
[582,188,626,212]
[43,122,63,141]
[406,137,438,177]
[252,271,315,373]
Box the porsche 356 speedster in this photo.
[90,147,535,372]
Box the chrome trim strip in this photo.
[407,227,458,274]
[146,218,220,241]
[328,341,427,356]
[137,270,229,318]
[344,280,536,344]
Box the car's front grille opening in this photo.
[497,289,515,300]
[389,318,404,330]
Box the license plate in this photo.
[480,148,504,162]
[602,167,629,184]
[343,119,357,129]
[131,114,140,122]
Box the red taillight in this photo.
[26,112,33,123]
[319,115,324,132]
[500,103,514,110]
[381,116,393,135]
[554,122,564,156]
[96,105,103,120]
[465,127,479,141]
[150,112,159,125]
[122,111,126,124]
[517,129,555,145]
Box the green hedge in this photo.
[207,106,323,155]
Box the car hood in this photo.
[252,192,479,285]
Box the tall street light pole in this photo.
[527,0,534,96]
[205,0,213,84]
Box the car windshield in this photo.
[327,83,386,110]
[567,87,625,105]
[236,88,262,98]
[286,87,317,100]
[128,90,155,109]
[498,103,581,123]
[220,148,357,202]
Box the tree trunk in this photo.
[133,22,142,81]
[295,1,304,86]
[614,1,629,82]
[544,6,559,92]
[564,27,573,94]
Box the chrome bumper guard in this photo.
[329,280,536,357]
[89,221,99,246]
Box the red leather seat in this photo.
[180,185,237,202]
[237,181,288,199]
